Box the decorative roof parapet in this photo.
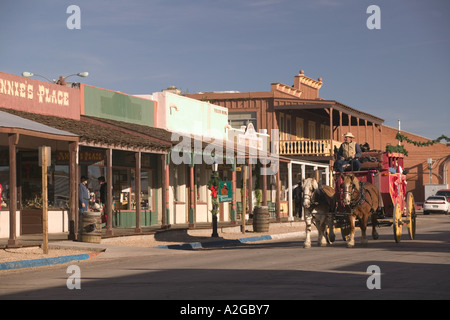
[294,70,323,90]
[270,82,303,98]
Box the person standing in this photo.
[78,176,89,217]
[98,176,108,225]
[293,180,303,219]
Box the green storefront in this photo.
[81,85,167,229]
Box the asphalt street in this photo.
[0,215,449,305]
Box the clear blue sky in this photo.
[1,0,449,139]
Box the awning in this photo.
[0,108,172,153]
[0,109,78,138]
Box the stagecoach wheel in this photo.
[393,203,403,243]
[406,192,416,240]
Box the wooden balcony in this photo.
[278,139,338,157]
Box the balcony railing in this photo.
[278,139,335,157]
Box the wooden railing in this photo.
[278,139,334,156]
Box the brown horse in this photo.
[341,174,380,247]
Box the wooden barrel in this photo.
[253,206,270,232]
[81,211,102,243]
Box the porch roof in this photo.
[0,109,78,139]
[273,98,384,125]
[0,108,172,153]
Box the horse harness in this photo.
[345,181,376,214]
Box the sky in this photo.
[0,0,449,140]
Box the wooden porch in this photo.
[278,138,341,157]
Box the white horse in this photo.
[302,178,336,248]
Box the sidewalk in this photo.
[0,220,311,271]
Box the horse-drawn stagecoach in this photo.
[302,151,417,248]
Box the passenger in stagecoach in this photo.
[335,132,362,173]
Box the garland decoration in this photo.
[388,132,449,156]
[207,171,221,215]
[385,144,409,156]
[395,132,450,147]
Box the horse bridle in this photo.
[342,181,359,209]
[343,181,375,213]
[303,185,315,209]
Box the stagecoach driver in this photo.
[335,132,362,173]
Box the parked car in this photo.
[436,189,450,202]
[423,195,449,215]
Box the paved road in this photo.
[0,215,449,304]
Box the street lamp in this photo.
[22,71,89,85]
[208,163,220,238]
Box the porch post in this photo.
[231,157,237,224]
[188,157,195,228]
[248,161,253,217]
[288,161,293,221]
[7,133,19,248]
[161,153,170,227]
[262,162,267,206]
[106,148,114,237]
[135,151,142,233]
[69,142,78,240]
[275,165,281,222]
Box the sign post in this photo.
[39,146,51,254]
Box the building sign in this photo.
[0,72,81,120]
[218,181,232,203]
[56,150,105,164]
[83,85,156,127]
[0,78,69,106]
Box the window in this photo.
[172,165,186,203]
[308,121,316,139]
[0,165,9,209]
[320,124,330,139]
[286,114,291,140]
[296,118,304,140]
[279,113,285,140]
[228,112,257,130]
[196,165,207,202]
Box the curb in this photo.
[154,231,308,250]
[0,252,101,271]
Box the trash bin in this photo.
[81,211,102,243]
[253,206,270,232]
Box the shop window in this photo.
[86,164,153,212]
[140,170,153,211]
[173,165,186,203]
[113,169,132,210]
[196,165,207,202]
[19,151,70,210]
[0,166,9,209]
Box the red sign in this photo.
[0,72,81,120]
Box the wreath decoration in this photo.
[207,171,221,215]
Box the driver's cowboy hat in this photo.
[343,132,355,138]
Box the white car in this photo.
[423,196,449,215]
